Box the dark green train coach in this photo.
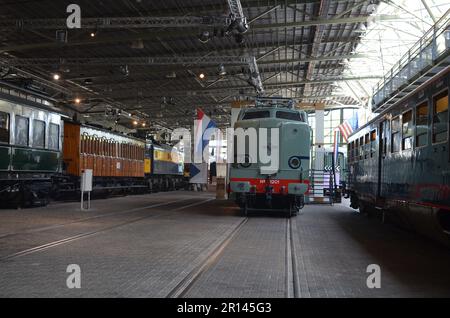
[0,98,63,206]
[347,68,450,244]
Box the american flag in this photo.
[337,112,358,142]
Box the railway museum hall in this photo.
[0,0,449,299]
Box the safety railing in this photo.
[305,169,334,205]
[372,9,450,112]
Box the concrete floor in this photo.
[0,191,450,298]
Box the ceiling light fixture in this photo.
[218,65,227,76]
[53,73,60,80]
[199,73,206,79]
[198,31,210,43]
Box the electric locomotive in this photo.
[347,68,450,244]
[228,98,311,216]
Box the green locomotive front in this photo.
[229,98,311,216]
[0,98,63,207]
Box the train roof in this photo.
[66,119,146,144]
[349,67,449,139]
[0,94,69,118]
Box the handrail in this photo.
[372,9,450,109]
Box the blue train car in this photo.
[347,68,449,244]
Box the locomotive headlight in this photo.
[240,154,252,168]
[288,156,301,169]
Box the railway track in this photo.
[165,215,301,298]
[0,197,214,262]
[0,196,194,240]
[166,217,249,298]
[286,218,300,298]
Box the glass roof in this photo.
[339,0,450,116]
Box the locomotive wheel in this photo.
[289,202,298,218]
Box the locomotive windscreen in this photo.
[242,111,270,120]
[275,111,304,122]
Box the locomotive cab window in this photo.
[432,90,448,143]
[48,123,59,150]
[0,111,9,144]
[242,111,270,120]
[391,116,401,153]
[415,102,429,147]
[15,115,29,146]
[402,110,413,150]
[275,111,304,122]
[32,119,45,148]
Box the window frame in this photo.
[0,111,10,144]
[48,123,60,151]
[242,110,271,120]
[391,116,401,153]
[401,109,413,151]
[32,119,46,149]
[359,136,364,160]
[370,129,377,157]
[364,133,370,159]
[15,115,30,147]
[414,100,429,149]
[275,111,303,122]
[431,89,448,145]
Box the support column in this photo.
[314,102,325,171]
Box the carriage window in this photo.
[359,136,364,159]
[370,130,376,157]
[415,102,428,147]
[32,120,45,148]
[276,111,303,121]
[242,111,270,120]
[364,134,369,159]
[15,116,29,146]
[391,116,400,153]
[432,91,448,143]
[0,112,9,143]
[349,141,354,162]
[381,121,388,155]
[48,123,60,150]
[402,110,413,150]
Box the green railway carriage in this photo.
[228,98,311,217]
[0,98,64,206]
[0,97,186,207]
[347,68,450,244]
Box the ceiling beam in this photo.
[102,76,382,98]
[6,53,367,67]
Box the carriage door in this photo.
[378,120,388,198]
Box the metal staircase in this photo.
[305,170,334,205]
